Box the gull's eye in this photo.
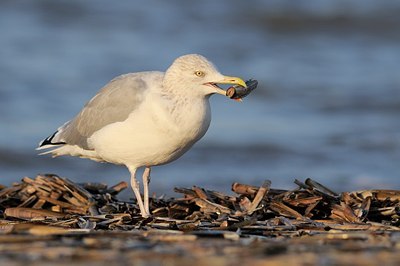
[194,71,205,77]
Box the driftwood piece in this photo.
[231,183,258,196]
[107,181,128,195]
[193,198,231,214]
[192,186,210,201]
[4,207,67,219]
[269,201,304,219]
[246,180,270,215]
[305,178,338,197]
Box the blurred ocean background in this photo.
[1,0,399,197]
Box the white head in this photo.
[163,54,246,98]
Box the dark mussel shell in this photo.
[226,79,258,99]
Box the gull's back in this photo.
[37,71,164,160]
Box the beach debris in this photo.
[1,174,400,264]
[0,174,400,235]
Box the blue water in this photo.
[1,0,400,196]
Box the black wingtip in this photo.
[40,131,66,147]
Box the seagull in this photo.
[37,54,246,217]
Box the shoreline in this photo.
[1,174,400,265]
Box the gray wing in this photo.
[40,72,162,150]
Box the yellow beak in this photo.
[216,75,247,88]
[210,75,247,96]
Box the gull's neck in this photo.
[160,84,212,138]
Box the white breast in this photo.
[88,92,211,168]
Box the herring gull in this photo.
[37,54,247,217]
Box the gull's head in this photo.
[164,54,246,98]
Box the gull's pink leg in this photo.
[128,166,148,217]
[143,167,151,216]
